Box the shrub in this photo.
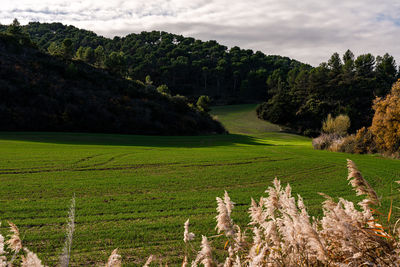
[322,114,350,136]
[312,133,340,150]
[156,84,170,95]
[196,95,211,112]
[334,134,357,153]
[327,137,345,152]
[370,79,400,154]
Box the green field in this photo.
[0,104,399,266]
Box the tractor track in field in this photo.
[73,153,104,164]
[0,156,294,175]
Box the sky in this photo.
[1,0,400,65]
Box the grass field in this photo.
[0,104,399,266]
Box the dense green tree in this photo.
[75,46,85,60]
[83,47,95,64]
[7,19,22,35]
[47,42,60,56]
[60,38,74,59]
[94,45,105,67]
[375,53,397,96]
[328,52,342,74]
[105,51,126,76]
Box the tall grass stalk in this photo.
[59,196,75,267]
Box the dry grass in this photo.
[2,160,400,266]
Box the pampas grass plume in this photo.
[105,249,121,267]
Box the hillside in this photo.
[211,104,282,135]
[5,22,309,102]
[0,32,225,135]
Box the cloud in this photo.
[1,0,400,65]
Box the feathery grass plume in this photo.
[0,234,4,255]
[248,227,262,260]
[183,219,195,243]
[0,234,5,267]
[222,246,234,267]
[249,197,266,225]
[248,246,266,266]
[216,195,235,237]
[233,225,246,253]
[263,178,281,219]
[6,222,22,253]
[143,255,154,267]
[21,248,45,267]
[105,249,121,267]
[318,192,336,211]
[223,191,235,216]
[59,196,75,267]
[192,236,214,267]
[347,159,379,205]
[6,221,22,265]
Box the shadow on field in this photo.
[0,132,272,148]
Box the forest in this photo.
[0,21,306,103]
[257,50,399,135]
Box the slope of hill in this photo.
[211,104,281,135]
[0,33,225,135]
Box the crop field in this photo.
[0,104,400,266]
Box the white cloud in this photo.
[1,0,400,65]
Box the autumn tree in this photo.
[370,79,400,153]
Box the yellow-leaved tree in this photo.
[370,79,400,153]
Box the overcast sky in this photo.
[1,0,400,65]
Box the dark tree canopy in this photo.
[4,21,307,104]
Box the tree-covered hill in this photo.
[0,32,225,135]
[5,22,308,103]
[1,20,397,137]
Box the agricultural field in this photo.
[0,104,399,266]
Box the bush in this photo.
[322,114,350,136]
[330,127,377,154]
[335,134,357,153]
[312,133,341,150]
[196,95,211,112]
